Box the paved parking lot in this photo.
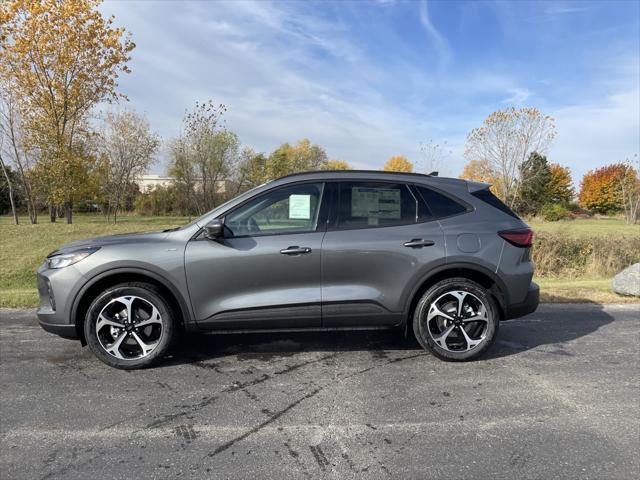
[1,304,639,479]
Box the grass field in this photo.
[1,214,638,308]
[527,216,640,236]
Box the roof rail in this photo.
[277,169,434,180]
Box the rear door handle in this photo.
[280,246,312,255]
[403,239,435,248]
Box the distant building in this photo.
[137,174,234,194]
[137,175,175,192]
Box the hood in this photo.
[50,230,170,256]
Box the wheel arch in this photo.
[71,268,192,345]
[404,263,507,333]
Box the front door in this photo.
[185,182,326,330]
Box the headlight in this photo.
[46,247,100,269]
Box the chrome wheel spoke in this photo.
[96,314,122,331]
[427,304,454,322]
[458,326,483,351]
[130,331,159,356]
[449,291,468,316]
[135,304,162,328]
[105,332,128,359]
[432,324,456,350]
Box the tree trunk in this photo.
[49,204,57,222]
[65,202,73,224]
[0,156,18,224]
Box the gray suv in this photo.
[37,171,539,369]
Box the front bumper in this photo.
[36,263,86,340]
[504,282,539,320]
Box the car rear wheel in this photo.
[84,282,176,369]
[413,278,499,361]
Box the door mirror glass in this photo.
[204,219,224,239]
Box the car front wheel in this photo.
[84,282,176,369]
[413,278,499,361]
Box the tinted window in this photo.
[471,188,520,219]
[416,186,468,219]
[226,183,324,236]
[337,182,417,229]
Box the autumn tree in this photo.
[322,159,352,170]
[168,101,243,214]
[98,110,160,223]
[267,139,328,179]
[547,163,574,205]
[579,163,630,215]
[619,156,640,224]
[236,148,268,191]
[383,155,414,173]
[460,159,497,184]
[0,85,38,223]
[464,107,555,207]
[0,0,135,223]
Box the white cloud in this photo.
[551,89,640,184]
[418,0,451,67]
[501,87,534,105]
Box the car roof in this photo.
[269,170,469,189]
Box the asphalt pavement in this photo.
[1,304,639,479]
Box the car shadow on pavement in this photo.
[165,304,616,365]
[167,329,421,366]
[483,304,616,360]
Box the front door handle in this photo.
[280,246,312,255]
[403,239,435,248]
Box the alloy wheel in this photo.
[96,295,163,360]
[425,290,489,352]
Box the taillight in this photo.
[498,229,533,248]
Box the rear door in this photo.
[185,182,327,330]
[320,181,446,327]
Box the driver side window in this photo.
[225,183,324,237]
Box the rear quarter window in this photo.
[471,189,520,219]
[415,185,468,219]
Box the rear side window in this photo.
[416,186,468,219]
[337,182,417,229]
[471,189,520,219]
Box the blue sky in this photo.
[100,0,640,183]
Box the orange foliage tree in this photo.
[383,155,414,173]
[459,159,503,196]
[547,163,574,205]
[579,163,632,214]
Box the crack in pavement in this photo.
[143,353,339,430]
[204,352,425,459]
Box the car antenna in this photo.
[428,171,438,176]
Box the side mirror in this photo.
[204,219,224,240]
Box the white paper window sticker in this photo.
[289,194,311,219]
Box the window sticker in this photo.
[289,194,311,219]
[352,187,401,219]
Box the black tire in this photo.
[413,277,499,361]
[84,282,176,369]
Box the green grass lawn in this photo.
[1,214,638,308]
[0,214,188,308]
[527,216,640,236]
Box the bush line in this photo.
[532,233,640,277]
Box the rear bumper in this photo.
[504,282,539,320]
